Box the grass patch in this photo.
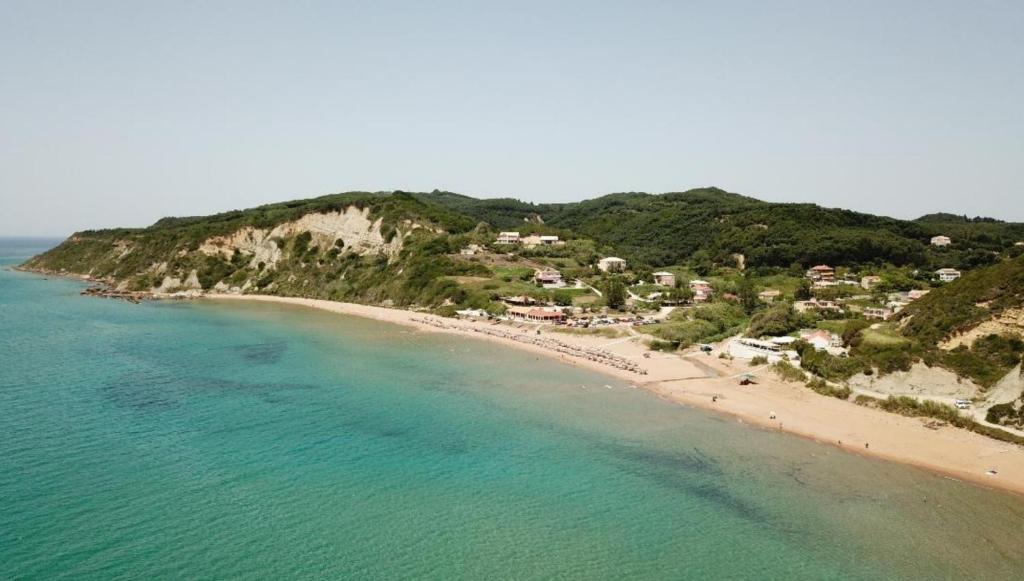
[550,326,627,338]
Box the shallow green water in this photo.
[2,238,1023,580]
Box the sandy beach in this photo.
[207,294,1024,496]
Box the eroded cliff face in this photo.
[197,206,405,269]
[940,308,1024,350]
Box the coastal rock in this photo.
[183,269,202,290]
[156,276,183,293]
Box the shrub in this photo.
[772,361,807,382]
[941,334,1024,388]
[986,402,1021,426]
[649,340,678,352]
[806,377,851,399]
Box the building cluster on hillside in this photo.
[794,298,842,313]
[494,232,564,247]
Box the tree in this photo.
[795,279,812,300]
[747,303,799,337]
[604,277,627,310]
[552,290,575,306]
[691,250,714,277]
[670,285,694,304]
[738,274,758,314]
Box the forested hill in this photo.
[24,188,1024,291]
[416,188,1024,269]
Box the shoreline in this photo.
[206,293,1024,497]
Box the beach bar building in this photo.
[507,307,566,323]
[728,338,799,363]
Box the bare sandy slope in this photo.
[206,294,1024,497]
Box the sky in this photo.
[1,1,1022,236]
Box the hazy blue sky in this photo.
[1,1,1022,236]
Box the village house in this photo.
[459,244,483,256]
[689,280,713,303]
[534,268,564,288]
[597,257,627,272]
[522,234,563,247]
[507,307,566,323]
[860,275,882,290]
[496,231,521,245]
[930,235,952,246]
[886,298,909,314]
[652,271,676,287]
[758,289,781,303]
[806,265,835,282]
[936,268,961,282]
[864,306,894,320]
[799,329,843,352]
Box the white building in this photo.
[864,307,894,320]
[936,268,961,282]
[860,275,882,290]
[597,257,627,272]
[522,234,563,247]
[496,232,521,244]
[931,235,951,247]
[799,329,843,352]
[653,271,676,287]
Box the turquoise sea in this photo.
[2,238,1024,580]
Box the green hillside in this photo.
[418,188,1022,269]
[899,255,1024,345]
